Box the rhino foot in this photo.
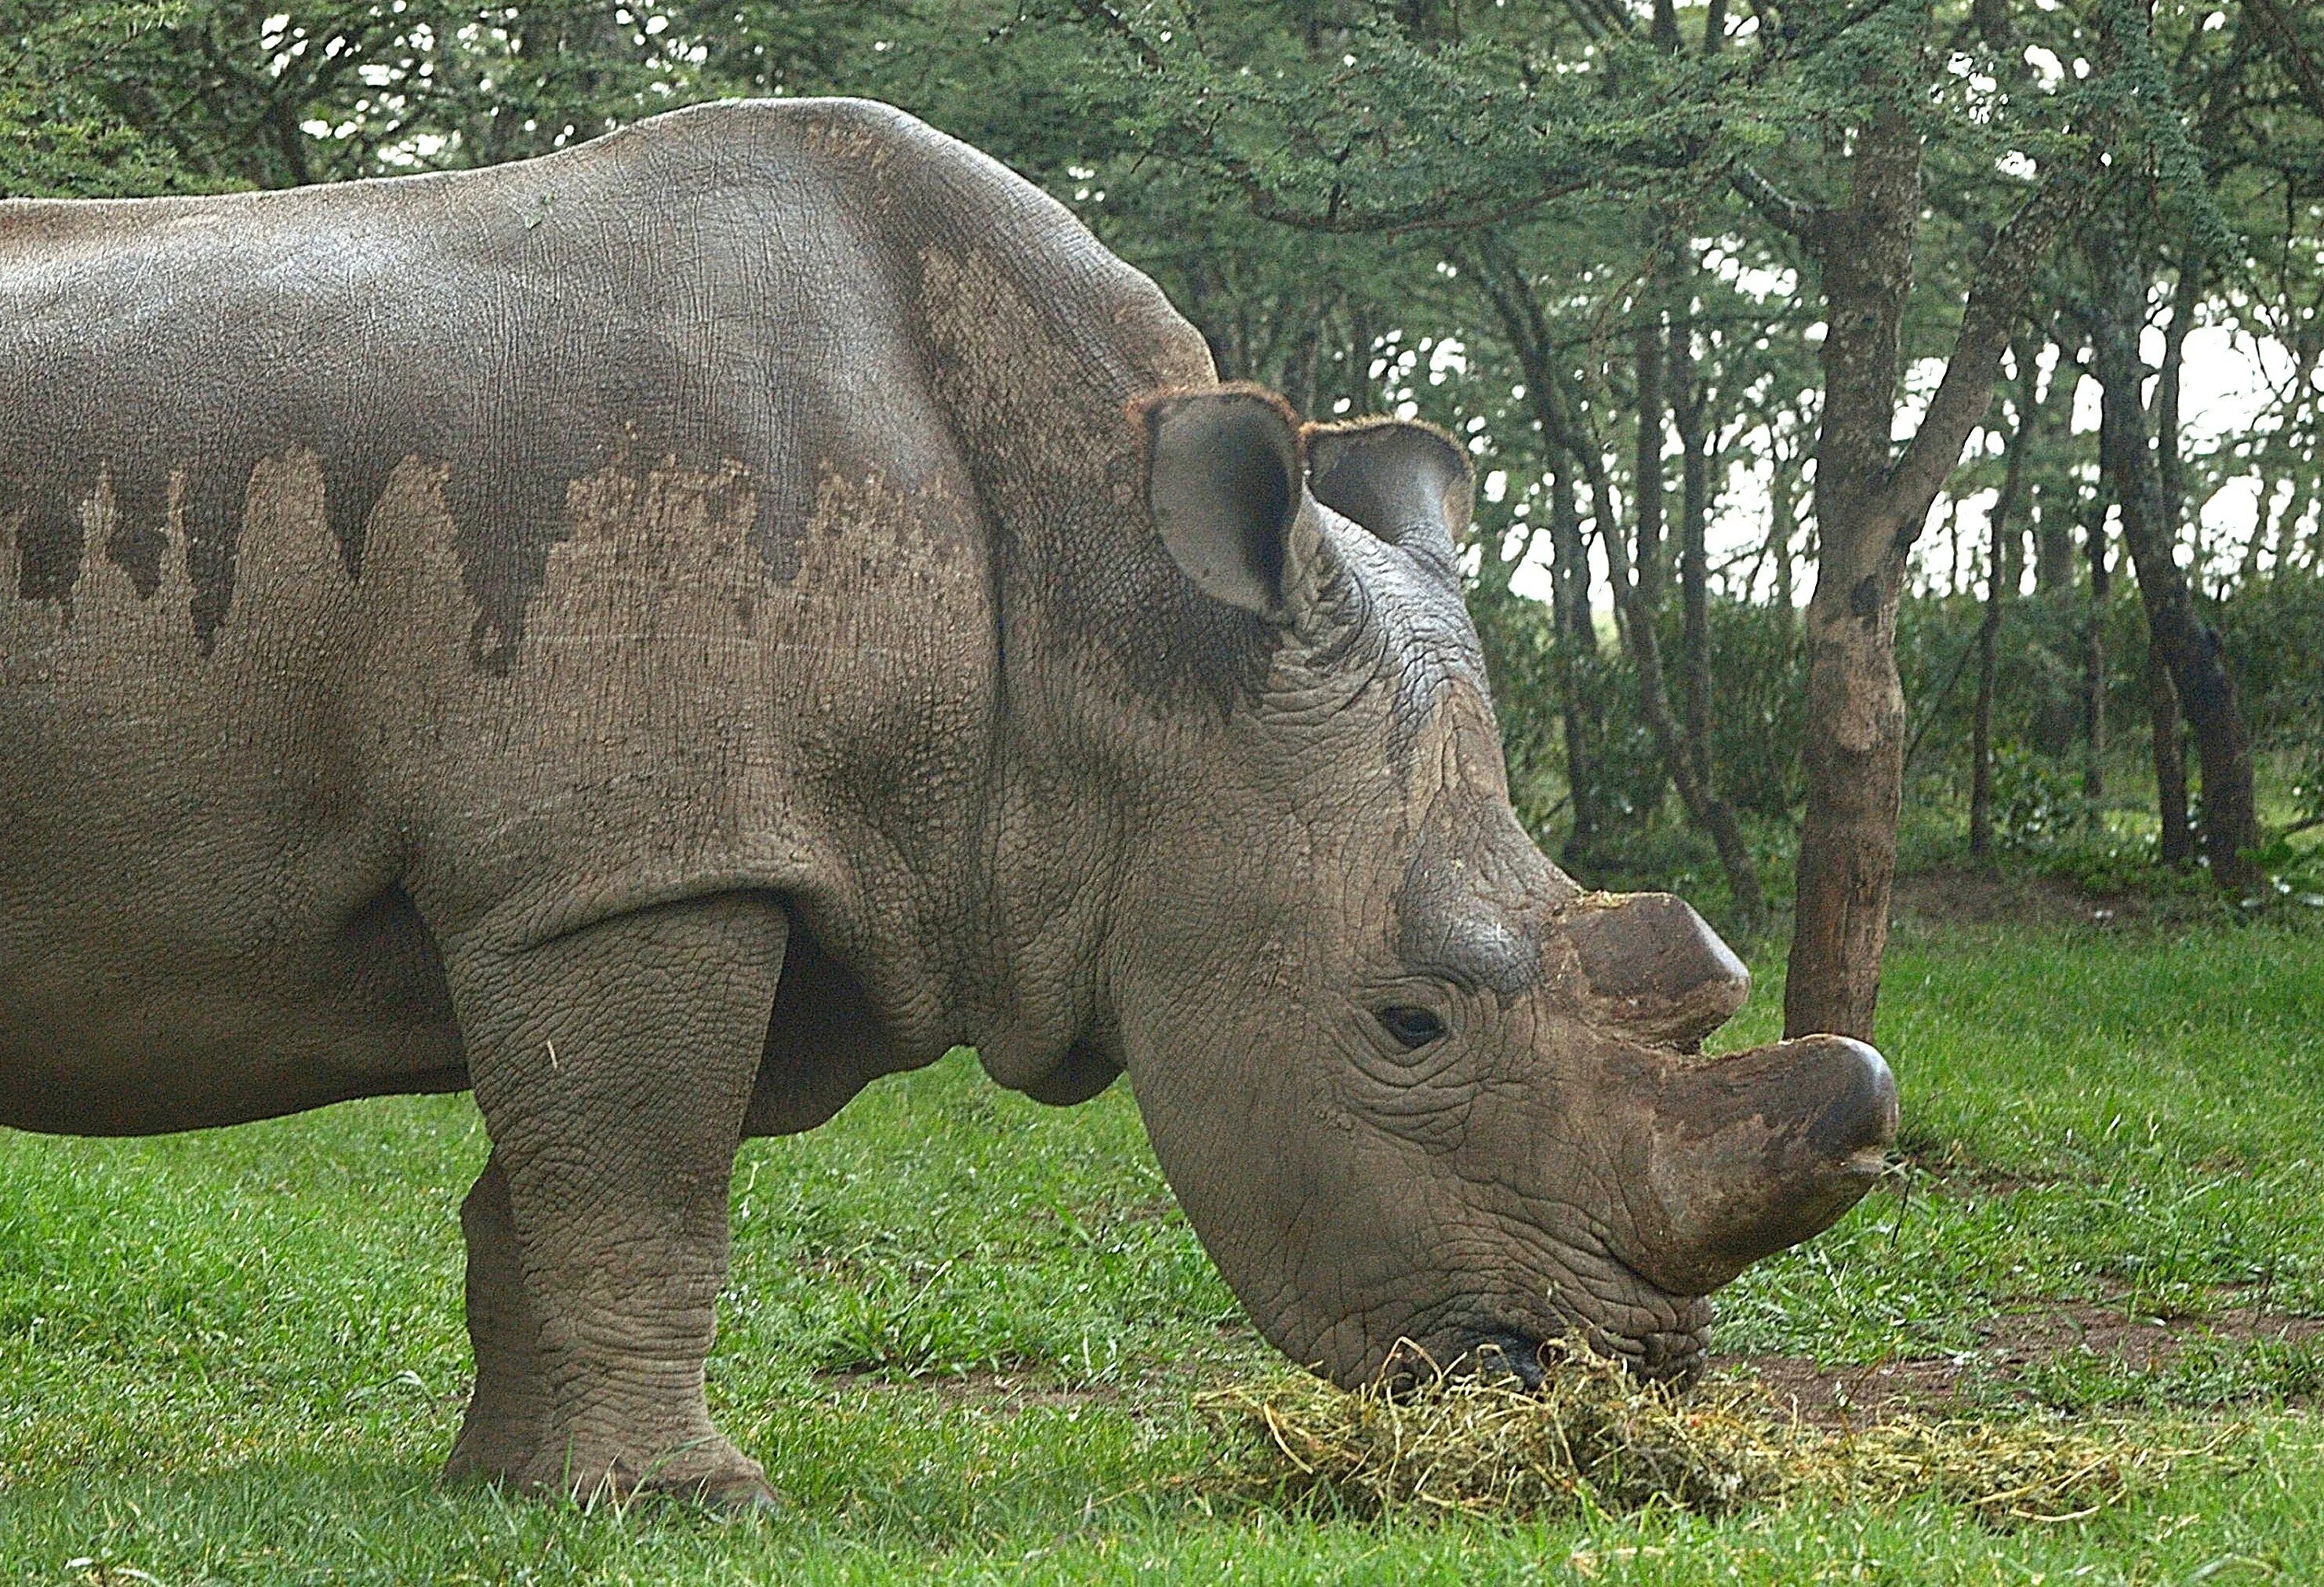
[442,1426,534,1488]
[517,1434,777,1512]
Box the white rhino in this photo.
[0,98,1893,1505]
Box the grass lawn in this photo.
[2,912,2319,1583]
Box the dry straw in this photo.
[1198,1338,2240,1525]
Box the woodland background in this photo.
[7,9,2324,1580]
[5,0,2320,1017]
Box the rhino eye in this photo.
[1375,1006,1446,1050]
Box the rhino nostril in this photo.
[1472,1335,1546,1390]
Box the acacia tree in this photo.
[2082,217,2263,890]
[1741,2,2116,1037]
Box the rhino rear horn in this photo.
[1304,418,1473,566]
[1139,386,1305,619]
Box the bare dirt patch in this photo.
[1724,1303,2324,1428]
[1890,867,2217,931]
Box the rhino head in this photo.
[1052,387,1895,1388]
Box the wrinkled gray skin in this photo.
[0,99,1895,1506]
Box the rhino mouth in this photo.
[1480,1305,1714,1390]
[1581,1313,1714,1384]
[1374,1269,1715,1396]
[1556,1258,1719,1385]
[1376,1320,1709,1397]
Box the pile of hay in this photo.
[1199,1340,2235,1524]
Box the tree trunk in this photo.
[2147,640,2193,866]
[1969,358,2040,861]
[2083,499,2108,802]
[2265,339,2322,569]
[1547,446,1600,666]
[1276,313,1323,417]
[2277,473,2319,572]
[1668,274,1761,923]
[1549,467,1603,855]
[1771,452,1798,619]
[1945,497,1966,594]
[1632,315,1668,609]
[1783,84,2092,1040]
[2148,255,2198,866]
[1673,292,1714,793]
[2026,348,2083,757]
[1785,107,1923,1043]
[2087,240,2263,892]
[2033,485,2080,593]
[1969,542,2004,862]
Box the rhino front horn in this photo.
[1632,1035,1898,1296]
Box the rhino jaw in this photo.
[1631,1034,1898,1298]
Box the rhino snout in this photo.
[1631,1034,1897,1298]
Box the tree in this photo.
[2083,220,2263,891]
[1968,348,2045,862]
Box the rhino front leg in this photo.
[445,892,786,1507]
[445,1153,548,1484]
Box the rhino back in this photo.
[0,100,1195,1133]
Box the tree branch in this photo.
[1577,0,1636,38]
[1730,159,1828,242]
[2246,0,2324,127]
[1876,165,2101,532]
[1065,0,1164,71]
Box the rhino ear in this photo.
[1139,387,1306,619]
[1305,419,1473,565]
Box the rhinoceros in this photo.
[0,97,1894,1506]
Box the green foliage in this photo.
[1988,743,2102,855]
[0,2,215,197]
[1054,2,1731,234]
[2241,836,2324,913]
[2217,571,2324,831]
[1700,601,1806,821]
[0,0,926,197]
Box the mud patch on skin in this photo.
[1723,1302,2324,1428]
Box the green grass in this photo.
[1716,918,2324,1363]
[3,916,2321,1582]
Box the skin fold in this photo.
[0,98,1894,1508]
